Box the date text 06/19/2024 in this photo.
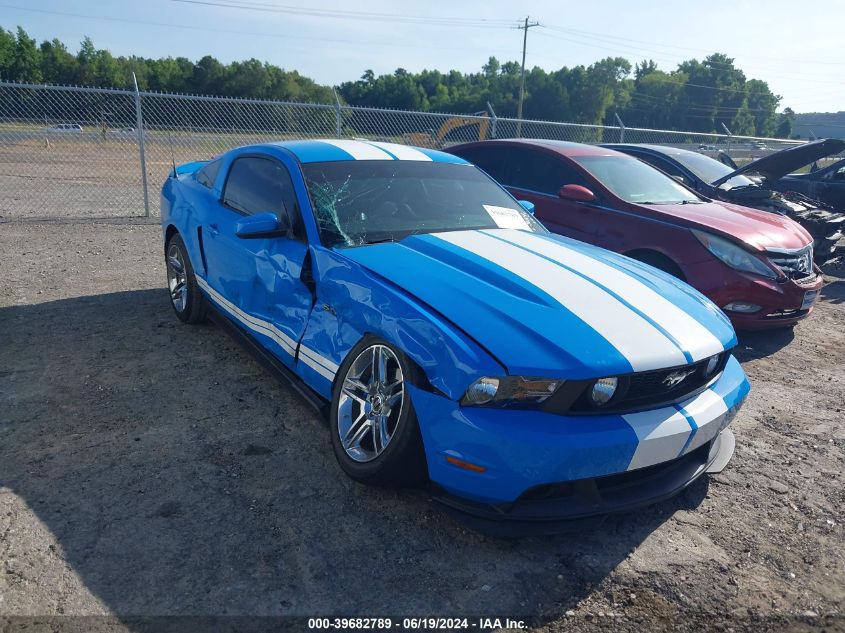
[307,617,528,630]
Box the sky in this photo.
[2,0,843,114]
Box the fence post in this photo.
[614,112,625,143]
[721,123,733,156]
[487,101,497,139]
[133,73,150,218]
[333,88,342,137]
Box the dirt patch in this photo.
[0,218,843,632]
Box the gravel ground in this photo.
[0,217,843,633]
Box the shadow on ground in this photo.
[0,290,707,626]
[821,279,845,304]
[733,326,796,363]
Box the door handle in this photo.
[208,223,220,236]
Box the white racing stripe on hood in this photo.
[365,141,433,161]
[318,139,395,160]
[435,231,688,371]
[491,229,724,361]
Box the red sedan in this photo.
[448,140,823,330]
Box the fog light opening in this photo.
[589,376,618,407]
[704,354,719,377]
[722,301,762,314]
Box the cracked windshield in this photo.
[301,160,546,246]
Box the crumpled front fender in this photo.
[296,247,505,401]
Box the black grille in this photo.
[518,441,711,502]
[545,352,728,416]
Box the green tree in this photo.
[0,28,16,79]
[191,55,226,95]
[39,38,77,84]
[731,99,756,136]
[9,26,41,82]
[746,79,780,136]
[775,107,796,138]
[74,36,97,85]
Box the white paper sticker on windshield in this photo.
[483,205,531,230]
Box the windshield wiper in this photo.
[720,184,758,192]
[640,200,701,205]
[362,236,404,245]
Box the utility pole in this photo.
[516,16,540,137]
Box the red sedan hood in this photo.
[641,200,812,252]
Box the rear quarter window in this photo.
[195,159,222,189]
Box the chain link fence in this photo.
[0,80,807,220]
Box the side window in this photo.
[453,146,508,183]
[223,156,303,238]
[195,159,222,189]
[502,147,586,195]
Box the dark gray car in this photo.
[774,156,845,213]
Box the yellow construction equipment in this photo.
[403,112,490,149]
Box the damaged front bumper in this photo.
[431,429,735,537]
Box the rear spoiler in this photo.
[174,160,208,177]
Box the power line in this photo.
[0,4,515,54]
[542,23,845,67]
[534,28,843,88]
[170,0,522,29]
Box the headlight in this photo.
[461,376,562,408]
[589,377,618,406]
[693,230,777,279]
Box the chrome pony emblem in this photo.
[663,368,696,389]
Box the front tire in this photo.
[329,337,427,486]
[165,233,207,324]
[628,250,686,281]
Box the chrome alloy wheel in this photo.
[166,242,188,313]
[336,344,405,463]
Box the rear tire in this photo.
[329,336,428,487]
[165,233,207,324]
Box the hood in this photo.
[340,229,735,380]
[641,200,813,252]
[712,139,845,187]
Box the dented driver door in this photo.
[201,154,312,369]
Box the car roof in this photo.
[603,143,703,159]
[263,139,469,165]
[453,139,625,158]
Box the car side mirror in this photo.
[558,184,596,202]
[517,200,535,215]
[235,210,291,238]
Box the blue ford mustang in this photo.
[161,139,750,533]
